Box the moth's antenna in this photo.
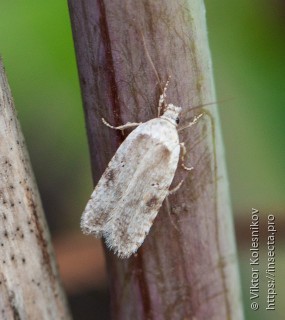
[140,31,164,94]
[140,31,172,115]
[180,97,234,116]
[178,113,204,132]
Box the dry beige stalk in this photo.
[0,60,71,319]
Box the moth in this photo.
[81,80,202,258]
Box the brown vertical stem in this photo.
[68,1,244,319]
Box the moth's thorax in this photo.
[160,103,181,126]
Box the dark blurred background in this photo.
[0,1,284,319]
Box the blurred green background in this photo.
[0,1,284,319]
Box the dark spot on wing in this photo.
[136,133,149,143]
[106,169,115,181]
[146,196,159,208]
[103,168,116,186]
[161,146,171,159]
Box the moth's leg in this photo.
[168,179,184,195]
[102,118,142,130]
[158,77,171,117]
[180,142,194,171]
[178,113,204,132]
[168,143,193,195]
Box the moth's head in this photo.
[161,104,182,126]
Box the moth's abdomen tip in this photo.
[117,252,131,259]
[116,249,137,259]
[104,235,139,258]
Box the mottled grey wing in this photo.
[81,126,179,258]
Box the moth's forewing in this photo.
[81,118,180,258]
